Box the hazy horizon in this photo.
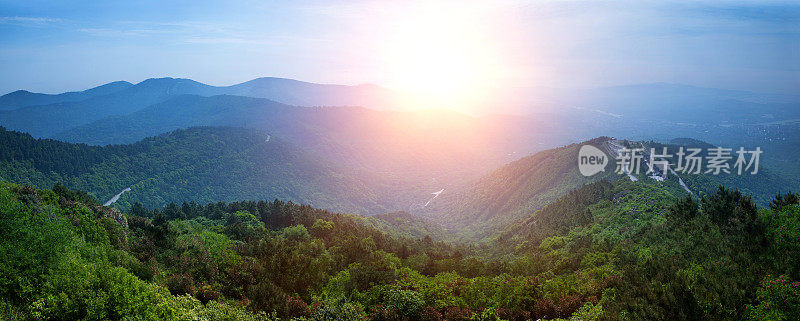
[1,0,798,97]
[3,75,793,97]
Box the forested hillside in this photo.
[2,176,798,320]
[3,127,794,230]
[641,140,798,206]
[0,126,404,214]
[421,138,615,233]
[422,137,794,241]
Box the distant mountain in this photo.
[667,137,716,148]
[0,77,407,137]
[569,83,800,124]
[0,78,219,137]
[434,83,800,157]
[0,81,133,111]
[223,77,408,109]
[4,77,795,152]
[53,94,295,145]
[0,126,399,214]
[500,82,800,116]
[492,83,800,144]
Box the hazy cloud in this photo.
[0,16,62,25]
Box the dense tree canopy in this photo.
[1,178,798,320]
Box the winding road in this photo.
[103,187,131,206]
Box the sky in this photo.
[0,0,798,96]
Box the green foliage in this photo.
[307,301,367,321]
[0,126,387,214]
[762,202,800,279]
[0,182,272,320]
[770,192,799,212]
[0,182,73,304]
[380,285,425,318]
[31,254,168,320]
[310,219,334,238]
[53,182,99,205]
[702,186,760,233]
[668,196,699,222]
[1,178,798,321]
[746,275,800,321]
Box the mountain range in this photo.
[2,76,799,320]
[2,124,795,240]
[0,77,407,137]
[1,76,798,225]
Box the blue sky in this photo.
[0,0,798,95]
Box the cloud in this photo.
[77,20,243,39]
[76,19,289,46]
[183,37,277,45]
[0,16,62,26]
[77,27,171,37]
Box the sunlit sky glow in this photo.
[0,0,798,101]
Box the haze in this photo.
[1,0,798,107]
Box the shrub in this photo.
[747,275,800,321]
[166,273,196,296]
[285,295,310,318]
[368,305,402,321]
[419,306,443,321]
[309,301,367,321]
[443,306,474,321]
[31,256,168,320]
[196,284,221,304]
[381,286,424,318]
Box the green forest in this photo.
[2,125,799,320]
[0,126,397,214]
[2,178,798,320]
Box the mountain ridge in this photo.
[0,77,409,138]
[0,80,134,111]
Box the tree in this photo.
[130,202,150,218]
[702,186,759,234]
[769,192,798,212]
[668,196,699,222]
[164,202,185,220]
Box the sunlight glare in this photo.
[380,3,509,111]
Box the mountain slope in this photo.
[487,178,799,320]
[0,126,394,214]
[420,138,618,230]
[421,137,796,238]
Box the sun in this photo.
[379,3,508,111]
